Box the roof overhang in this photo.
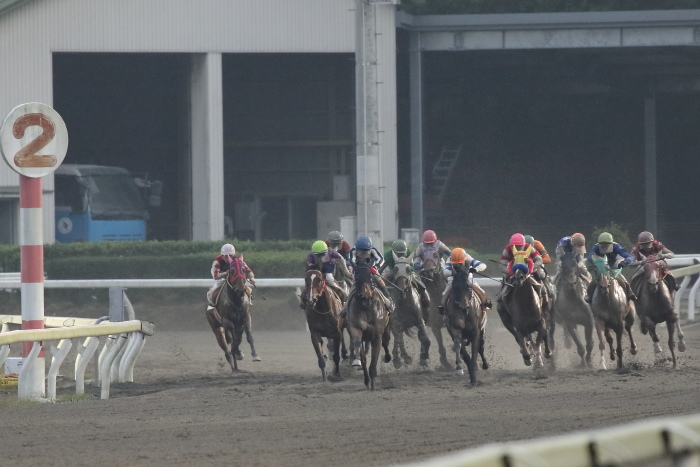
[0,0,33,17]
[398,9,700,50]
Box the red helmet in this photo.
[509,233,525,246]
[422,230,437,243]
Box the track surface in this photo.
[2,303,699,467]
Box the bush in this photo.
[591,222,634,251]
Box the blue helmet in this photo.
[356,236,373,251]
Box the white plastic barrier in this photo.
[401,413,700,467]
[0,320,154,401]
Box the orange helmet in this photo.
[571,233,585,248]
[450,248,468,264]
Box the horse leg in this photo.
[649,324,663,355]
[583,320,594,368]
[233,325,245,361]
[666,320,677,369]
[565,322,586,367]
[206,309,237,372]
[244,314,261,362]
[451,335,463,375]
[540,320,552,360]
[332,330,342,376]
[391,325,402,369]
[594,320,608,370]
[676,319,686,353]
[604,328,615,362]
[615,325,624,369]
[382,323,392,364]
[349,327,363,368]
[417,320,431,366]
[368,336,384,391]
[624,309,638,356]
[514,331,532,367]
[310,331,327,381]
[466,334,479,385]
[398,330,412,366]
[478,330,489,370]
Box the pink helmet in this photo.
[422,230,437,243]
[638,231,654,243]
[509,233,526,246]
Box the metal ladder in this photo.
[431,145,461,200]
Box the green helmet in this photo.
[524,235,534,245]
[598,232,614,244]
[312,240,328,254]
[391,239,408,254]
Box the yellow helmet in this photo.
[312,240,328,254]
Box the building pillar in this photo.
[409,31,424,233]
[644,96,657,235]
[190,53,224,241]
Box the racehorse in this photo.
[303,269,344,381]
[346,265,392,390]
[386,254,430,368]
[497,265,551,367]
[444,267,488,384]
[419,256,451,369]
[551,252,597,367]
[631,255,686,368]
[589,256,637,370]
[205,257,261,372]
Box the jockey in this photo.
[349,235,394,313]
[438,248,491,314]
[206,243,255,311]
[524,234,555,299]
[326,230,352,265]
[301,240,351,309]
[630,231,680,292]
[554,233,589,278]
[496,233,543,302]
[409,229,451,271]
[584,232,637,303]
[380,239,431,310]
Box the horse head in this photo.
[354,265,376,307]
[305,269,326,307]
[560,252,580,286]
[451,268,473,310]
[640,254,663,293]
[511,264,531,288]
[591,256,613,297]
[392,253,413,297]
[226,257,248,300]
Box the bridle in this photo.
[306,271,333,314]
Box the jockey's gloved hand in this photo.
[474,263,487,272]
[620,258,633,268]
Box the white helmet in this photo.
[221,244,235,256]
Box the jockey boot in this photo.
[438,283,451,315]
[665,274,681,291]
[496,282,511,302]
[328,282,347,302]
[621,281,638,301]
[299,293,307,310]
[377,283,395,314]
[584,282,597,303]
[474,287,492,311]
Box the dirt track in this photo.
[2,298,700,467]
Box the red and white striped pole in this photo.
[1,103,69,400]
[19,175,45,398]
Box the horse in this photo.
[386,253,431,368]
[205,257,261,372]
[419,255,452,369]
[589,256,637,370]
[551,252,597,367]
[303,269,344,381]
[346,265,392,390]
[631,255,686,368]
[444,267,488,384]
[496,265,551,368]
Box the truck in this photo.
[54,164,161,242]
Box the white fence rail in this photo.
[401,412,700,467]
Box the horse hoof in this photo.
[654,343,663,354]
[235,352,244,361]
[523,358,532,367]
[679,342,686,352]
[393,360,402,369]
[420,359,429,367]
[482,362,489,370]
[455,368,464,375]
[252,355,262,362]
[384,355,392,364]
[404,357,413,365]
[352,359,362,367]
[630,347,638,356]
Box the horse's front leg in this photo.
[368,335,384,391]
[676,318,686,353]
[649,324,662,354]
[232,325,245,361]
[244,311,261,362]
[206,309,236,372]
[417,319,431,366]
[451,334,463,375]
[382,321,392,364]
[478,330,489,370]
[310,331,327,381]
[565,321,586,366]
[349,327,363,368]
[430,319,451,370]
[624,307,638,356]
[666,320,678,369]
[594,320,608,370]
[331,330,342,376]
[514,331,532,367]
[391,323,402,369]
[614,325,624,369]
[464,333,479,385]
[540,319,552,360]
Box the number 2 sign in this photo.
[0,102,68,178]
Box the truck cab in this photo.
[54,164,151,242]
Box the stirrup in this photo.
[206,305,215,311]
[437,305,445,315]
[483,298,493,309]
[583,295,591,304]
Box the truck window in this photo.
[55,175,86,213]
[87,174,149,221]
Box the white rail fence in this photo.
[401,412,700,467]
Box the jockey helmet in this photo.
[571,233,585,247]
[637,231,654,244]
[509,233,526,246]
[391,239,408,255]
[598,232,614,244]
[450,248,468,264]
[312,240,328,255]
[422,230,438,243]
[356,236,373,251]
[328,231,343,245]
[524,234,534,245]
[220,243,235,256]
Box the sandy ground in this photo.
[1,292,700,467]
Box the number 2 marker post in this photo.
[0,103,68,399]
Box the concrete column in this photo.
[644,96,657,235]
[409,31,424,233]
[190,53,224,241]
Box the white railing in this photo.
[401,412,700,467]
